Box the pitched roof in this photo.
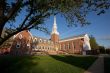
[60,34,86,41]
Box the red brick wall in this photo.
[51,34,59,43]
[0,48,10,55]
[59,38,84,54]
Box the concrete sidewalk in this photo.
[84,56,104,73]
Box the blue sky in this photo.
[31,9,110,48]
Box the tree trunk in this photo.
[0,0,5,38]
[0,23,5,38]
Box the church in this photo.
[0,16,91,55]
[32,16,91,55]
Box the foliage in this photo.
[105,49,110,54]
[104,57,110,73]
[0,0,110,46]
[98,46,105,54]
[0,28,14,49]
[89,35,99,49]
[0,55,97,73]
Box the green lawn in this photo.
[104,57,110,73]
[0,55,97,73]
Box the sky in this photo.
[30,9,110,48]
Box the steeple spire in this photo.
[54,16,56,25]
[51,16,59,35]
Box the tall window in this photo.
[72,42,74,49]
[68,43,71,49]
[74,43,75,49]
[67,43,70,49]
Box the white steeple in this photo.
[51,16,59,35]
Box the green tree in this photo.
[90,35,99,50]
[0,0,110,46]
[99,46,105,54]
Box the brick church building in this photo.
[0,16,91,55]
[32,16,91,55]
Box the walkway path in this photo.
[84,55,104,73]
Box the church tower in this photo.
[51,16,59,44]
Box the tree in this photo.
[0,0,110,46]
[90,35,99,50]
[99,46,105,54]
[0,28,13,49]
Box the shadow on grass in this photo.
[0,56,44,73]
[50,55,97,70]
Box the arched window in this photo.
[39,39,42,43]
[19,34,22,39]
[34,38,37,42]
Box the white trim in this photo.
[13,30,33,39]
[13,33,19,39]
[28,30,33,39]
[13,35,16,39]
[39,39,42,42]
[33,38,37,42]
[13,31,22,39]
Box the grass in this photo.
[0,55,97,73]
[104,57,110,73]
